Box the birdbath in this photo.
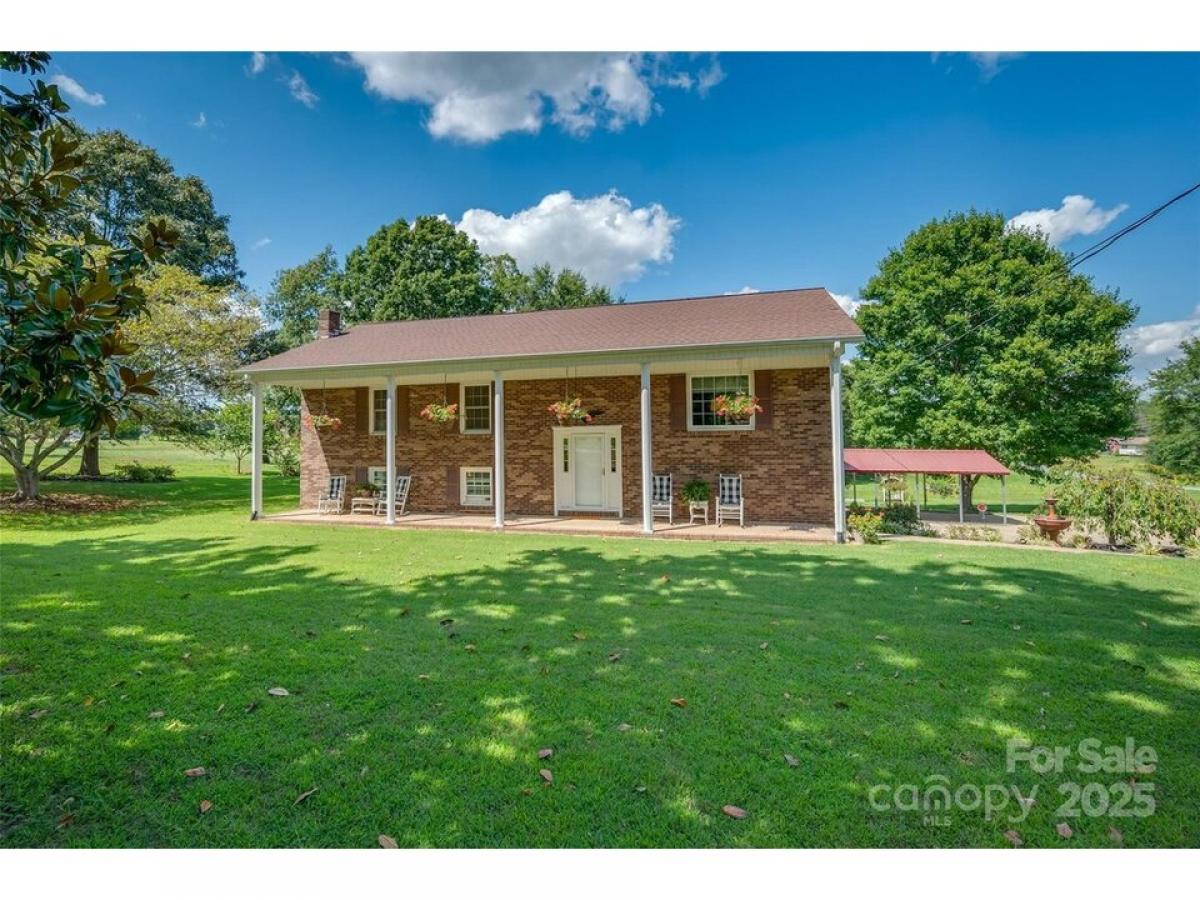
[1033,497,1073,544]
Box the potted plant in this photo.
[682,479,711,524]
[419,401,458,424]
[302,412,343,431]
[548,397,594,425]
[710,392,762,424]
[353,481,379,498]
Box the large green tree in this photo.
[341,216,495,323]
[1147,338,1200,477]
[68,130,242,286]
[0,53,176,499]
[847,211,1137,506]
[261,245,341,350]
[488,257,614,311]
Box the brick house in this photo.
[239,288,863,540]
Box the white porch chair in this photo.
[716,473,744,528]
[374,475,412,517]
[651,473,673,525]
[317,475,347,514]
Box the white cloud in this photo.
[1007,195,1128,246]
[50,74,105,107]
[251,237,272,250]
[969,52,1023,81]
[830,292,863,317]
[725,286,760,295]
[348,52,720,143]
[1125,307,1200,375]
[458,190,679,288]
[191,112,207,128]
[286,70,318,108]
[247,52,268,76]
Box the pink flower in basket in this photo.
[548,397,593,425]
[420,402,458,424]
[710,392,762,422]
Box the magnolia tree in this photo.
[0,52,176,499]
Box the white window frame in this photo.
[370,388,388,435]
[686,373,756,432]
[460,466,493,506]
[459,383,492,435]
[366,466,388,489]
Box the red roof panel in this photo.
[843,448,1010,476]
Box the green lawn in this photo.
[2,444,1198,847]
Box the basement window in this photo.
[460,466,493,506]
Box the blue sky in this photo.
[15,51,1200,373]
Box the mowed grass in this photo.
[1,444,1198,848]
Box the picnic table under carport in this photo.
[842,448,1013,523]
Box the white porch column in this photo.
[1001,476,1008,524]
[829,343,846,543]
[640,362,653,534]
[385,374,396,524]
[493,371,505,528]
[250,381,264,520]
[958,475,965,523]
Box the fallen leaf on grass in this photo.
[607,652,622,663]
[960,619,973,625]
[669,698,687,708]
[215,704,225,714]
[439,618,454,627]
[660,574,671,583]
[873,634,889,642]
[199,800,213,814]
[833,700,850,710]
[57,813,75,830]
[539,769,553,784]
[571,632,587,641]
[759,642,769,650]
[634,784,647,793]
[1004,829,1023,847]
[184,767,207,778]
[784,754,799,768]
[267,687,290,697]
[148,710,165,719]
[722,805,747,820]
[1056,822,1073,838]
[1107,825,1123,844]
[294,787,318,805]
[29,709,49,719]
[417,674,431,681]
[378,834,398,849]
[244,701,258,713]
[538,748,553,759]
[617,723,632,732]
[464,643,476,652]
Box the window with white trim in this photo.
[366,467,387,490]
[689,374,754,430]
[460,466,493,506]
[460,383,491,434]
[370,389,388,434]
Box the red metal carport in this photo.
[843,448,1012,523]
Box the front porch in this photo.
[262,509,836,543]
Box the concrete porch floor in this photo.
[261,509,836,543]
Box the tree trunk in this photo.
[961,474,981,511]
[13,466,39,500]
[78,436,100,477]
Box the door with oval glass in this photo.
[553,426,623,514]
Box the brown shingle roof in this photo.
[241,287,862,374]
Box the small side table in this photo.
[688,501,709,525]
[350,495,379,515]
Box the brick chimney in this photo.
[317,308,342,339]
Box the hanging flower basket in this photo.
[419,401,458,424]
[548,397,593,425]
[710,392,762,424]
[303,412,343,431]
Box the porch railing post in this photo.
[250,381,263,520]
[385,374,396,524]
[493,371,505,528]
[830,342,846,543]
[640,362,653,534]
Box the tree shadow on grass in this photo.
[1,530,1197,848]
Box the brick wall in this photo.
[299,367,833,524]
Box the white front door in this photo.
[572,434,606,508]
[553,426,623,514]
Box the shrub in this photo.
[272,440,300,477]
[1016,523,1050,545]
[1052,461,1200,548]
[944,524,1002,542]
[681,479,710,503]
[847,511,884,544]
[878,503,932,535]
[1143,477,1200,546]
[113,462,175,482]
